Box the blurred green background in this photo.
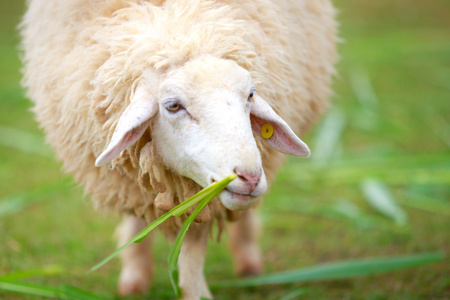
[0,0,449,299]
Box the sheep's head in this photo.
[95,56,309,211]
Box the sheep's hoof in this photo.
[118,264,152,295]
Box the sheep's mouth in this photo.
[224,189,255,201]
[217,185,260,211]
[211,178,259,208]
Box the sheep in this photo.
[20,0,337,299]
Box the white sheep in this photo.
[20,0,337,299]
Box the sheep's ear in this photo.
[250,94,310,157]
[95,82,158,166]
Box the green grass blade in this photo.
[349,67,379,110]
[167,179,229,218]
[167,193,215,298]
[400,191,450,216]
[90,174,237,273]
[90,199,203,272]
[168,174,237,298]
[311,108,346,164]
[0,125,52,158]
[282,153,450,186]
[0,280,109,300]
[212,252,443,288]
[279,288,307,300]
[0,265,64,281]
[361,179,408,225]
[89,211,170,272]
[62,285,110,300]
[0,281,61,298]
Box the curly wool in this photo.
[20,0,337,235]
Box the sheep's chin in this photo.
[219,190,259,211]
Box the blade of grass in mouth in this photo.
[90,174,237,273]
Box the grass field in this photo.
[1,0,449,299]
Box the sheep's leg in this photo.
[178,223,212,300]
[116,215,153,295]
[229,208,263,276]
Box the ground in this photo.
[0,0,449,299]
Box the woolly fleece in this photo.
[20,0,337,235]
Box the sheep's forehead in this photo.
[161,57,252,105]
[182,57,251,90]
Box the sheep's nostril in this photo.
[233,168,262,191]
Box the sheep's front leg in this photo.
[178,223,212,300]
[116,215,153,295]
[229,208,263,276]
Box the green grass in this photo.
[1,0,449,299]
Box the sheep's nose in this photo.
[234,168,262,192]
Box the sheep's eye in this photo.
[167,103,181,111]
[247,88,255,102]
[163,99,184,113]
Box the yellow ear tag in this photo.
[261,123,274,139]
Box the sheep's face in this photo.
[95,56,310,211]
[153,57,266,210]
